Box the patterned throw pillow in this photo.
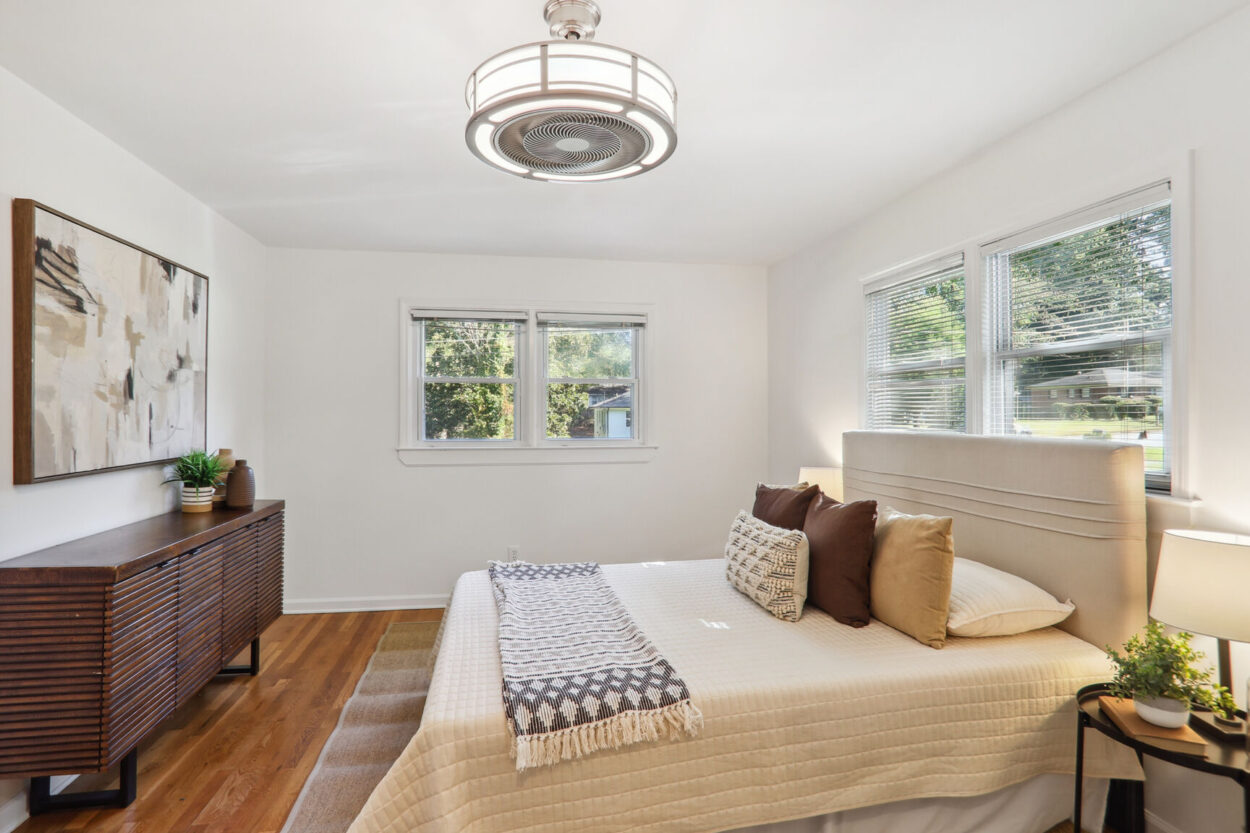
[725,511,810,622]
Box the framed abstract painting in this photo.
[12,199,209,484]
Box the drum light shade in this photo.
[1151,529,1250,643]
[465,1,677,182]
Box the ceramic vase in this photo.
[226,460,255,508]
[214,448,235,504]
[181,485,216,514]
[1134,695,1189,728]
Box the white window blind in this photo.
[865,255,966,431]
[982,182,1172,488]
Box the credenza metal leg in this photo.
[218,637,261,677]
[29,747,137,815]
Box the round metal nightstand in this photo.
[1074,682,1249,832]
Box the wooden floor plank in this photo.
[13,609,440,833]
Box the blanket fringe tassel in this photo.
[512,700,704,771]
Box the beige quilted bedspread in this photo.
[348,559,1140,833]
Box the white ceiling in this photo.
[0,1,1244,265]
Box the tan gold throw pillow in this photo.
[870,507,955,649]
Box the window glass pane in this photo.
[424,320,516,378]
[424,382,515,440]
[546,384,633,439]
[865,262,965,431]
[546,326,633,378]
[994,342,1166,476]
[867,371,966,432]
[1006,206,1171,350]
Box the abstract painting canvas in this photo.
[12,200,208,483]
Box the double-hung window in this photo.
[982,183,1172,488]
[405,307,648,457]
[862,181,1174,490]
[864,255,966,431]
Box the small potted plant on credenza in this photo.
[1107,620,1237,728]
[165,451,228,513]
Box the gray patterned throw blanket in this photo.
[487,561,703,771]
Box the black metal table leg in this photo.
[218,637,261,677]
[1074,712,1086,830]
[29,747,137,815]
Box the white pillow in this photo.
[724,511,809,622]
[946,557,1075,637]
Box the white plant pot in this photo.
[181,485,216,514]
[1134,695,1190,729]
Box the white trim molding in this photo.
[398,444,658,467]
[283,594,450,614]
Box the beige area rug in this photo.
[281,621,440,833]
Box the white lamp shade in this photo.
[798,467,843,502]
[1151,529,1250,643]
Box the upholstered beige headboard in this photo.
[843,430,1148,651]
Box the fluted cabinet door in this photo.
[102,559,179,765]
[0,584,106,776]
[177,544,224,703]
[256,514,284,632]
[220,525,258,664]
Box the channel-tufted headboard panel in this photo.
[843,430,1148,651]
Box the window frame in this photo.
[859,162,1193,496]
[398,302,656,466]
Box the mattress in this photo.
[348,559,1141,833]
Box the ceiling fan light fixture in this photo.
[465,0,677,182]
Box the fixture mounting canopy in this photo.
[465,0,677,182]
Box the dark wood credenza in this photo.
[0,501,284,813]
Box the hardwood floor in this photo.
[14,609,441,833]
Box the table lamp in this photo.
[1150,529,1250,734]
[798,467,843,502]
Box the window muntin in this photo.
[865,258,966,432]
[984,192,1172,488]
[416,318,521,442]
[542,322,639,440]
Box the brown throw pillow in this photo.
[752,483,819,531]
[803,495,878,627]
[870,507,955,649]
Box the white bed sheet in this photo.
[349,559,1140,833]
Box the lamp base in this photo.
[1190,708,1248,740]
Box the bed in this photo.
[348,431,1149,833]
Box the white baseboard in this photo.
[283,594,449,614]
[1145,809,1189,833]
[0,775,77,833]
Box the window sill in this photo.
[396,444,659,467]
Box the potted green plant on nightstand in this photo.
[165,451,227,513]
[1107,621,1237,728]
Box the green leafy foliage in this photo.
[1107,621,1237,717]
[164,450,226,488]
[546,327,632,378]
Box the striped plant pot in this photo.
[181,485,216,514]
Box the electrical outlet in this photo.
[506,545,520,562]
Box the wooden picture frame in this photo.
[12,199,209,484]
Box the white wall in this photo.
[0,66,269,828]
[264,248,768,610]
[766,9,1250,833]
